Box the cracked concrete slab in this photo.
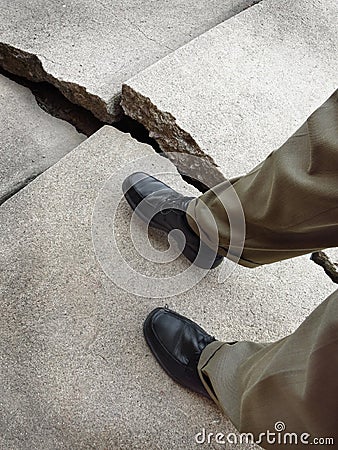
[0,0,257,122]
[0,125,335,449]
[0,74,85,205]
[122,0,338,187]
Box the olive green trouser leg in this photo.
[190,90,338,448]
[186,90,338,267]
[198,288,338,448]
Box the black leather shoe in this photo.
[143,307,216,398]
[122,172,223,269]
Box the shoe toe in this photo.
[151,308,186,356]
[122,172,149,196]
[122,173,223,270]
[143,308,213,398]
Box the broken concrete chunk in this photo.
[312,249,338,284]
[0,74,85,205]
[122,0,338,186]
[1,0,259,122]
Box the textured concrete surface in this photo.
[325,248,338,262]
[122,0,338,187]
[0,74,85,205]
[0,0,257,122]
[0,126,335,449]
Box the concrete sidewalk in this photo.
[0,126,335,449]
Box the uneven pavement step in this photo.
[0,126,335,449]
[0,0,257,122]
[0,74,85,205]
[122,0,338,187]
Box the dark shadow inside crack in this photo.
[0,66,103,137]
[0,67,208,193]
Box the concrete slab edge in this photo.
[0,170,44,207]
[121,84,226,187]
[0,42,121,122]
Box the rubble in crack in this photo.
[312,249,338,284]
